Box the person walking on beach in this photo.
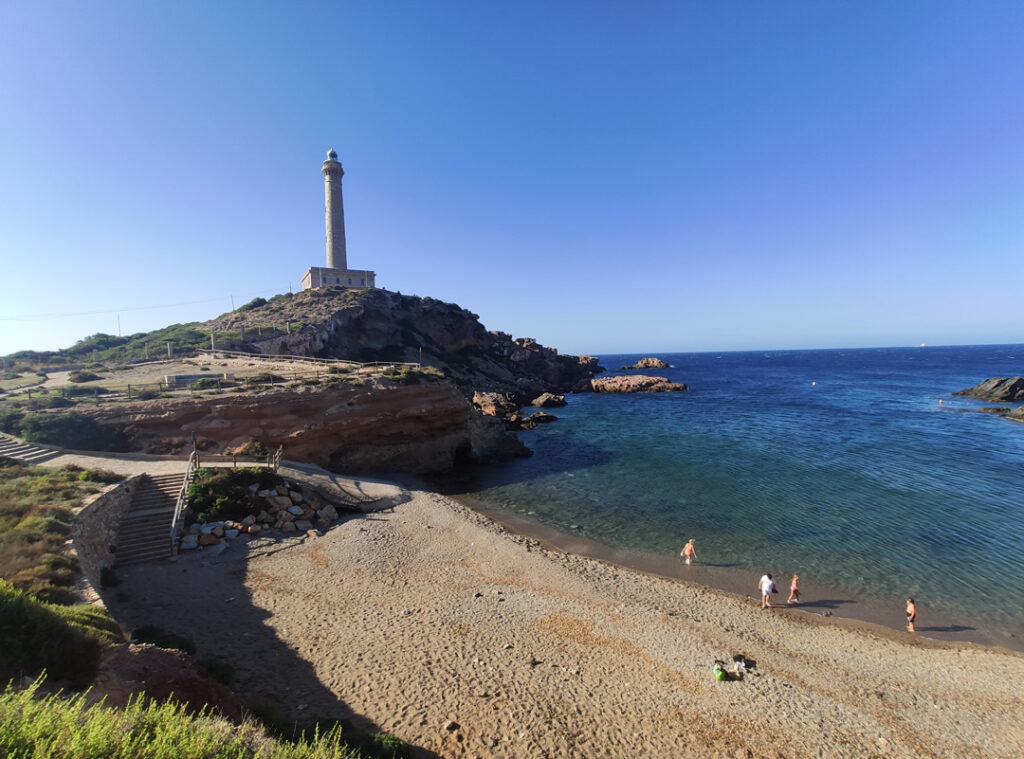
[906,598,916,632]
[681,539,697,565]
[787,574,801,605]
[759,573,775,609]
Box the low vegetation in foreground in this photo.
[0,581,122,688]
[0,458,121,603]
[0,678,405,759]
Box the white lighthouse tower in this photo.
[301,148,376,290]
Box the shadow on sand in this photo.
[915,624,976,633]
[103,529,442,759]
[793,599,856,610]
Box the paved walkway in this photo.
[2,433,406,511]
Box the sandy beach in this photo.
[106,481,1024,759]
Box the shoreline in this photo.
[449,491,1024,654]
[105,477,1024,758]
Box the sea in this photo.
[440,344,1024,646]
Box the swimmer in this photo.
[906,598,916,632]
[681,539,697,565]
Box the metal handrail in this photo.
[169,449,201,555]
[269,444,283,473]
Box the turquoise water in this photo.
[445,345,1024,634]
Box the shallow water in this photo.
[443,345,1024,639]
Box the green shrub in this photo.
[188,377,221,390]
[186,467,282,523]
[130,625,196,655]
[238,296,268,312]
[68,370,103,383]
[0,581,121,687]
[244,372,285,385]
[17,411,127,450]
[0,679,376,758]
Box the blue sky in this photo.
[1,2,1022,356]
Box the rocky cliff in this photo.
[80,378,527,475]
[203,288,601,401]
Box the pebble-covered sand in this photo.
[108,485,1024,759]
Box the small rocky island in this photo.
[953,376,1024,424]
[620,357,670,370]
[954,376,1024,402]
[575,375,687,393]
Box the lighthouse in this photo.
[301,149,376,290]
[322,148,346,269]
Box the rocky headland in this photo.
[619,356,669,370]
[203,288,601,402]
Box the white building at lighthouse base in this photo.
[301,267,376,291]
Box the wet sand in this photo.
[106,480,1024,759]
[456,494,1024,653]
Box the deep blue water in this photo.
[454,345,1024,632]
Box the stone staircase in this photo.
[0,432,60,465]
[115,473,184,566]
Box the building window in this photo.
[360,279,365,286]
[348,278,352,285]
[335,277,340,284]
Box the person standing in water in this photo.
[680,539,697,565]
[906,598,916,632]
[787,574,801,605]
[759,573,775,608]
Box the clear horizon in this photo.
[2,2,1022,356]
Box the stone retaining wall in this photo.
[72,476,140,589]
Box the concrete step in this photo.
[114,473,184,567]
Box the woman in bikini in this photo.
[787,574,800,605]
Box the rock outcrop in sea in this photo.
[619,357,669,370]
[575,375,687,393]
[954,376,1024,402]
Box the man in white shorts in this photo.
[759,573,775,609]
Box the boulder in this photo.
[954,376,1024,402]
[212,526,224,538]
[620,357,670,370]
[179,535,199,551]
[281,521,297,532]
[473,391,518,417]
[198,533,220,547]
[526,411,557,424]
[530,392,567,408]
[269,495,293,510]
[241,515,256,527]
[224,529,239,539]
[576,375,687,393]
[295,520,313,531]
[289,490,304,503]
[286,505,304,516]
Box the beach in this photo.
[104,479,1024,759]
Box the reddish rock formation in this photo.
[619,357,670,370]
[576,375,687,393]
[79,379,527,474]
